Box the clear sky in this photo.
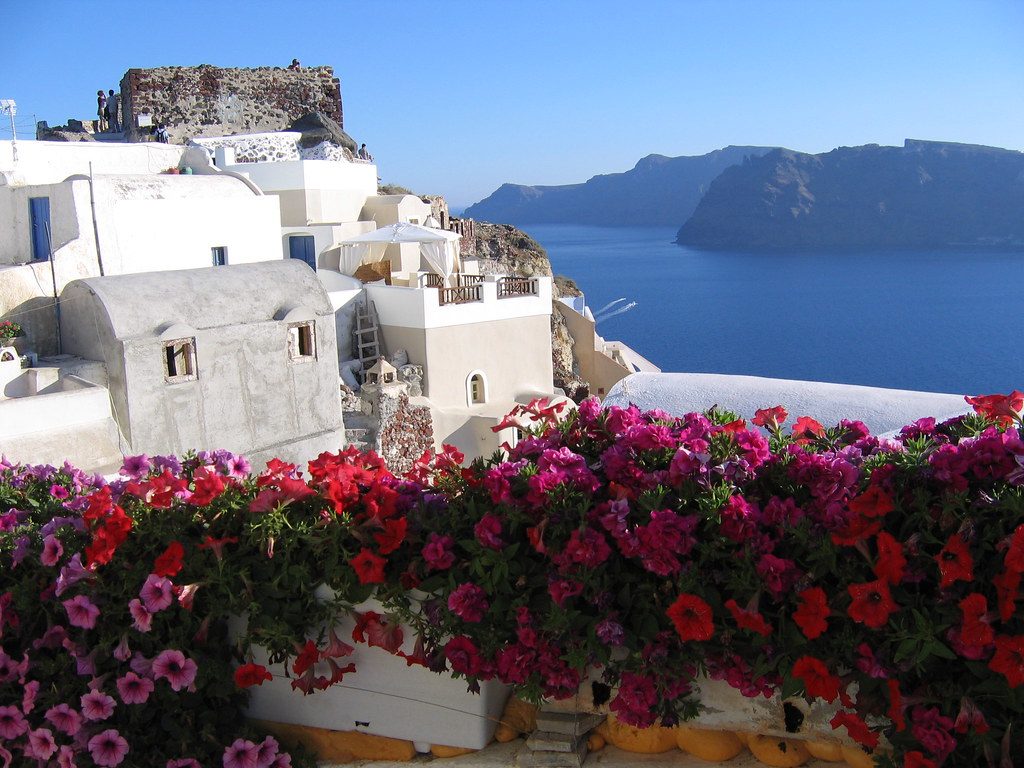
[3,0,1022,208]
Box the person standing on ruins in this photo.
[96,90,107,131]
[106,89,121,133]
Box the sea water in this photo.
[527,224,1024,395]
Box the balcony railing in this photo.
[497,276,538,299]
[424,273,444,288]
[438,284,483,305]
[458,274,485,286]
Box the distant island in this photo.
[464,146,775,227]
[677,139,1024,249]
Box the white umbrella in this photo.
[338,222,462,279]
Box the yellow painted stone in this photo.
[747,735,810,767]
[249,719,416,762]
[430,745,477,758]
[805,740,845,761]
[841,745,878,768]
[587,732,606,751]
[675,726,744,761]
[605,716,678,753]
[734,732,751,746]
[494,696,538,742]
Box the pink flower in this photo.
[80,690,116,721]
[26,727,57,761]
[223,738,260,768]
[473,514,504,549]
[116,671,155,704]
[41,534,64,566]
[128,599,152,632]
[88,728,130,767]
[62,594,100,629]
[447,583,488,623]
[56,744,76,768]
[140,574,174,612]
[45,703,82,736]
[0,705,27,739]
[21,679,39,713]
[422,533,455,570]
[152,649,198,691]
[256,735,280,768]
[113,635,131,661]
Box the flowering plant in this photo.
[0,320,22,340]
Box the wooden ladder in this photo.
[353,298,385,381]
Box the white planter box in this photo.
[241,599,511,751]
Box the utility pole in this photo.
[0,99,17,162]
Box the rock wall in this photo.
[375,391,434,475]
[119,66,343,145]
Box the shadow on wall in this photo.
[2,296,61,358]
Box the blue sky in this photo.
[3,0,1022,208]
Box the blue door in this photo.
[288,236,316,270]
[29,197,51,261]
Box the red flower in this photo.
[988,634,1024,687]
[292,640,319,676]
[903,752,938,768]
[372,517,407,555]
[848,485,894,518]
[936,533,974,589]
[964,390,1024,427]
[791,656,842,703]
[724,599,772,637]
[667,593,714,642]
[958,593,994,648]
[752,406,788,429]
[793,587,830,639]
[1005,524,1024,574]
[953,697,989,735]
[829,711,879,750]
[792,415,825,442]
[188,467,227,506]
[352,610,404,654]
[872,532,906,584]
[444,635,481,676]
[830,514,882,547]
[350,548,386,585]
[720,418,747,434]
[153,541,185,578]
[887,679,906,731]
[994,568,1021,621]
[847,578,898,629]
[197,535,238,561]
[234,663,273,688]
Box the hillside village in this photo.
[0,64,658,476]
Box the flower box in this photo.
[240,599,511,751]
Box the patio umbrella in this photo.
[337,222,462,278]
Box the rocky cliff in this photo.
[465,146,774,227]
[676,140,1024,249]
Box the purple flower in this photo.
[21,679,39,713]
[80,690,116,721]
[596,618,625,647]
[41,534,64,566]
[447,583,489,623]
[152,649,198,691]
[0,509,18,531]
[139,574,174,612]
[113,635,131,661]
[129,599,152,632]
[26,727,58,761]
[88,728,130,767]
[223,738,260,768]
[11,536,29,567]
[0,705,28,739]
[422,533,455,571]
[153,455,183,475]
[56,744,76,768]
[227,454,252,480]
[120,454,152,479]
[256,735,280,768]
[55,553,91,596]
[116,671,155,704]
[62,594,100,629]
[49,483,70,499]
[45,703,82,736]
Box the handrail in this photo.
[497,276,538,298]
[438,284,482,305]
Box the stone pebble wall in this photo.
[120,66,342,145]
[191,133,353,164]
[375,392,434,475]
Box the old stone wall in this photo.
[119,66,343,144]
[375,391,434,474]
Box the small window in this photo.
[164,338,197,382]
[211,246,227,266]
[409,218,420,225]
[288,321,316,362]
[470,373,485,404]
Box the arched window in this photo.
[466,370,488,406]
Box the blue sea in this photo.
[527,225,1024,395]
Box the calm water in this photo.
[527,224,1024,395]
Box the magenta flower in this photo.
[447,583,488,623]
[116,671,155,704]
[222,738,260,768]
[139,574,174,612]
[256,735,280,768]
[88,728,130,767]
[422,533,455,571]
[49,483,70,499]
[44,703,82,735]
[62,594,100,629]
[55,553,91,596]
[0,705,28,739]
[41,534,64,566]
[268,755,292,768]
[152,649,198,691]
[113,635,131,661]
[80,690,116,721]
[473,514,504,549]
[21,679,39,713]
[128,599,152,632]
[56,744,76,768]
[120,454,152,479]
[26,727,57,761]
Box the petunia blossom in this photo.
[116,671,155,704]
[44,703,82,736]
[222,738,260,768]
[0,705,28,739]
[62,594,100,629]
[128,599,152,633]
[26,728,57,761]
[80,690,116,721]
[88,728,130,767]
[41,534,64,566]
[152,649,198,691]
